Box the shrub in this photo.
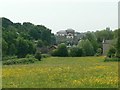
[69,47,83,57]
[16,38,35,58]
[77,39,94,56]
[57,43,68,57]
[95,48,102,56]
[37,40,44,48]
[104,57,120,62]
[107,47,116,58]
[25,54,34,58]
[54,43,68,57]
[3,58,38,65]
[51,43,68,57]
[51,49,59,56]
[41,54,50,58]
[2,56,17,61]
[35,52,42,61]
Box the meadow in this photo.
[2,57,118,88]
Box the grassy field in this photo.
[2,56,118,88]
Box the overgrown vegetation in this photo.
[69,47,83,57]
[2,18,119,63]
[2,17,56,59]
[51,43,68,57]
[35,52,42,61]
[3,57,38,65]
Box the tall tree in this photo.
[16,37,29,58]
[57,43,68,57]
[8,44,16,56]
[78,39,94,56]
[86,32,98,53]
[2,39,8,56]
[2,17,55,57]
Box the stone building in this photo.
[56,28,85,46]
[102,40,113,55]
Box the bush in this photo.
[95,48,102,56]
[3,58,38,65]
[107,47,116,58]
[104,57,120,62]
[37,40,44,48]
[2,56,17,61]
[77,39,94,56]
[35,52,42,61]
[69,47,83,57]
[51,43,68,57]
[57,43,68,57]
[41,54,50,58]
[25,54,34,58]
[51,49,59,56]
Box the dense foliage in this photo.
[51,43,68,57]
[69,47,83,57]
[2,18,118,60]
[84,28,118,57]
[35,52,42,61]
[77,39,94,56]
[107,46,116,58]
[2,17,56,58]
[3,57,38,65]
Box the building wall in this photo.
[103,44,111,55]
[102,40,113,56]
[56,29,85,45]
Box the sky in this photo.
[0,0,119,33]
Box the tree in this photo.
[69,47,83,57]
[95,48,102,56]
[16,37,36,58]
[3,26,17,44]
[86,32,98,53]
[51,43,68,57]
[2,39,8,56]
[2,17,56,58]
[27,40,36,54]
[95,28,114,48]
[16,37,29,58]
[8,44,16,56]
[2,17,13,28]
[77,39,94,56]
[51,33,56,45]
[107,46,116,58]
[95,29,114,42]
[35,52,41,61]
[37,40,44,48]
[57,43,68,57]
[29,27,41,40]
[51,49,59,56]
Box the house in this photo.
[102,40,113,55]
[48,45,57,51]
[56,28,85,46]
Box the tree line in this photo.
[2,17,119,59]
[51,28,118,57]
[2,17,56,58]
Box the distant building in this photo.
[102,40,113,55]
[56,28,85,46]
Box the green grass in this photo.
[2,56,118,88]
